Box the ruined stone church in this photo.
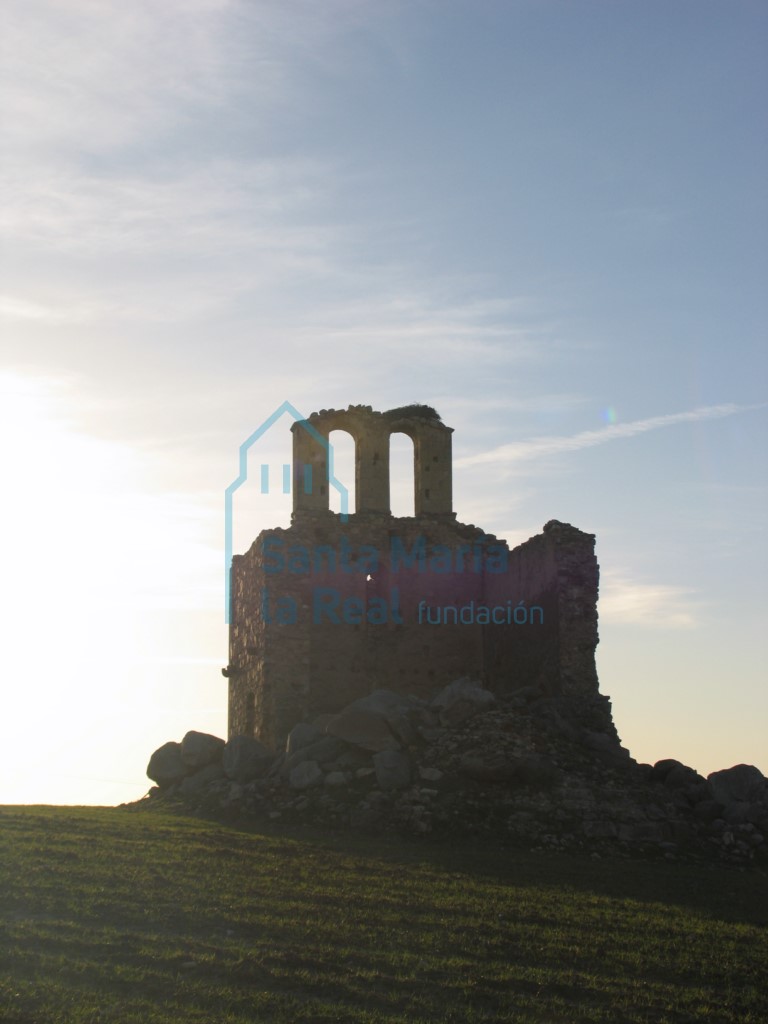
[227,404,602,750]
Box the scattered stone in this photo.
[432,678,496,726]
[283,736,347,775]
[516,755,560,789]
[513,685,544,703]
[584,820,618,839]
[140,686,767,865]
[347,689,423,746]
[326,708,401,752]
[724,802,752,825]
[460,752,516,784]
[179,762,225,796]
[693,800,726,823]
[617,822,667,844]
[373,750,412,791]
[222,735,272,782]
[289,761,323,789]
[286,722,324,755]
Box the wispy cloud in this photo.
[0,0,384,158]
[0,154,345,327]
[0,1,294,154]
[599,569,701,628]
[291,294,541,359]
[455,403,765,468]
[0,294,103,324]
[0,158,331,255]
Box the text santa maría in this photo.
[261,534,509,577]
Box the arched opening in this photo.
[389,431,415,517]
[328,429,356,513]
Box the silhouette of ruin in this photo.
[227,405,603,749]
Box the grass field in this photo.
[0,805,766,1023]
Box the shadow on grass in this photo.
[133,802,768,928]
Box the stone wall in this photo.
[483,520,600,700]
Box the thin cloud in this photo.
[599,569,700,629]
[283,293,553,371]
[0,1,287,154]
[0,294,101,323]
[0,158,330,254]
[0,1,383,156]
[455,403,765,468]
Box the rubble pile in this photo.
[143,680,767,864]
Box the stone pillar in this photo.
[415,421,453,516]
[356,421,391,513]
[291,421,329,513]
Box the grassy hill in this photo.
[0,804,766,1023]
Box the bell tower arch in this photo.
[291,404,453,518]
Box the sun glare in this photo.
[0,372,223,804]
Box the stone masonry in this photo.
[227,405,604,750]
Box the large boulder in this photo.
[663,763,705,790]
[347,689,422,746]
[147,741,188,788]
[326,707,400,752]
[222,735,273,782]
[282,736,348,775]
[289,760,323,789]
[286,722,324,756]
[649,759,685,784]
[373,750,412,791]
[707,764,766,806]
[180,731,225,770]
[178,762,226,797]
[692,799,726,823]
[431,678,495,726]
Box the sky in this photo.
[1,0,766,805]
